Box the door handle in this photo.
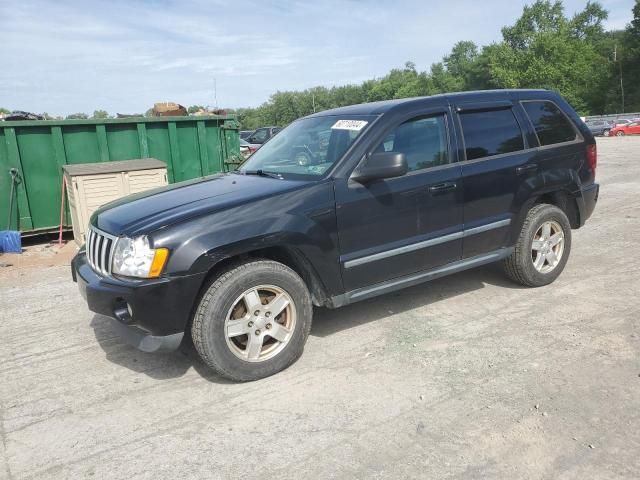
[516,164,538,175]
[428,182,457,194]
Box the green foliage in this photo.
[92,109,109,119]
[481,1,610,114]
[0,107,10,115]
[234,0,637,128]
[66,112,89,120]
[619,0,640,111]
[2,2,636,125]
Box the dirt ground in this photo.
[1,137,639,480]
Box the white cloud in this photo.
[0,0,635,116]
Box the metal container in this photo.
[0,116,240,233]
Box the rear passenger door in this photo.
[520,99,583,200]
[454,102,535,258]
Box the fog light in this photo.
[114,301,134,324]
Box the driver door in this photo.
[334,111,463,292]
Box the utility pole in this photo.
[614,44,625,113]
[212,77,218,111]
[312,93,316,113]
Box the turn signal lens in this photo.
[148,248,169,278]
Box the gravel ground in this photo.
[1,137,639,479]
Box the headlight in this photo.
[112,235,169,278]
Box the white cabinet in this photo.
[63,159,168,245]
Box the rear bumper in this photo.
[576,183,599,227]
[72,252,205,352]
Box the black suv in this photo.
[72,90,599,381]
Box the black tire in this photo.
[192,260,313,381]
[503,204,572,287]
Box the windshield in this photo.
[238,115,375,179]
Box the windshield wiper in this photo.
[242,169,282,179]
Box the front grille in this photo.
[85,227,117,276]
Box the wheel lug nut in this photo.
[265,312,271,317]
[255,329,261,335]
[254,310,260,316]
[248,321,254,327]
[266,323,272,330]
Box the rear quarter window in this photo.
[459,108,524,161]
[522,101,577,146]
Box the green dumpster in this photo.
[0,116,240,234]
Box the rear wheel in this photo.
[503,204,572,287]
[192,260,313,381]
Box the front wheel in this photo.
[603,129,610,137]
[616,131,625,137]
[503,204,572,287]
[192,260,313,381]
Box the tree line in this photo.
[234,0,640,129]
[1,1,638,127]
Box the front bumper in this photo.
[72,252,206,352]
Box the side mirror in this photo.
[351,152,408,183]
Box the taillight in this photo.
[249,147,257,154]
[586,143,597,175]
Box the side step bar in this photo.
[330,248,513,308]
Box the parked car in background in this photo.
[240,130,254,140]
[72,89,598,381]
[609,121,640,136]
[615,119,633,126]
[585,119,614,137]
[246,126,281,145]
[239,139,258,159]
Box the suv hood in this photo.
[93,173,308,237]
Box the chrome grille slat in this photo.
[92,231,99,268]
[96,235,103,274]
[85,230,91,262]
[100,238,108,275]
[85,226,117,276]
[87,229,94,266]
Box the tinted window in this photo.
[248,128,269,143]
[460,109,524,160]
[522,101,576,146]
[377,115,449,172]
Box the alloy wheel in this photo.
[531,220,565,274]
[224,285,296,362]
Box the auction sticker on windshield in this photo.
[331,120,368,131]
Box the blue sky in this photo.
[0,0,635,116]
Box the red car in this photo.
[610,121,640,136]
